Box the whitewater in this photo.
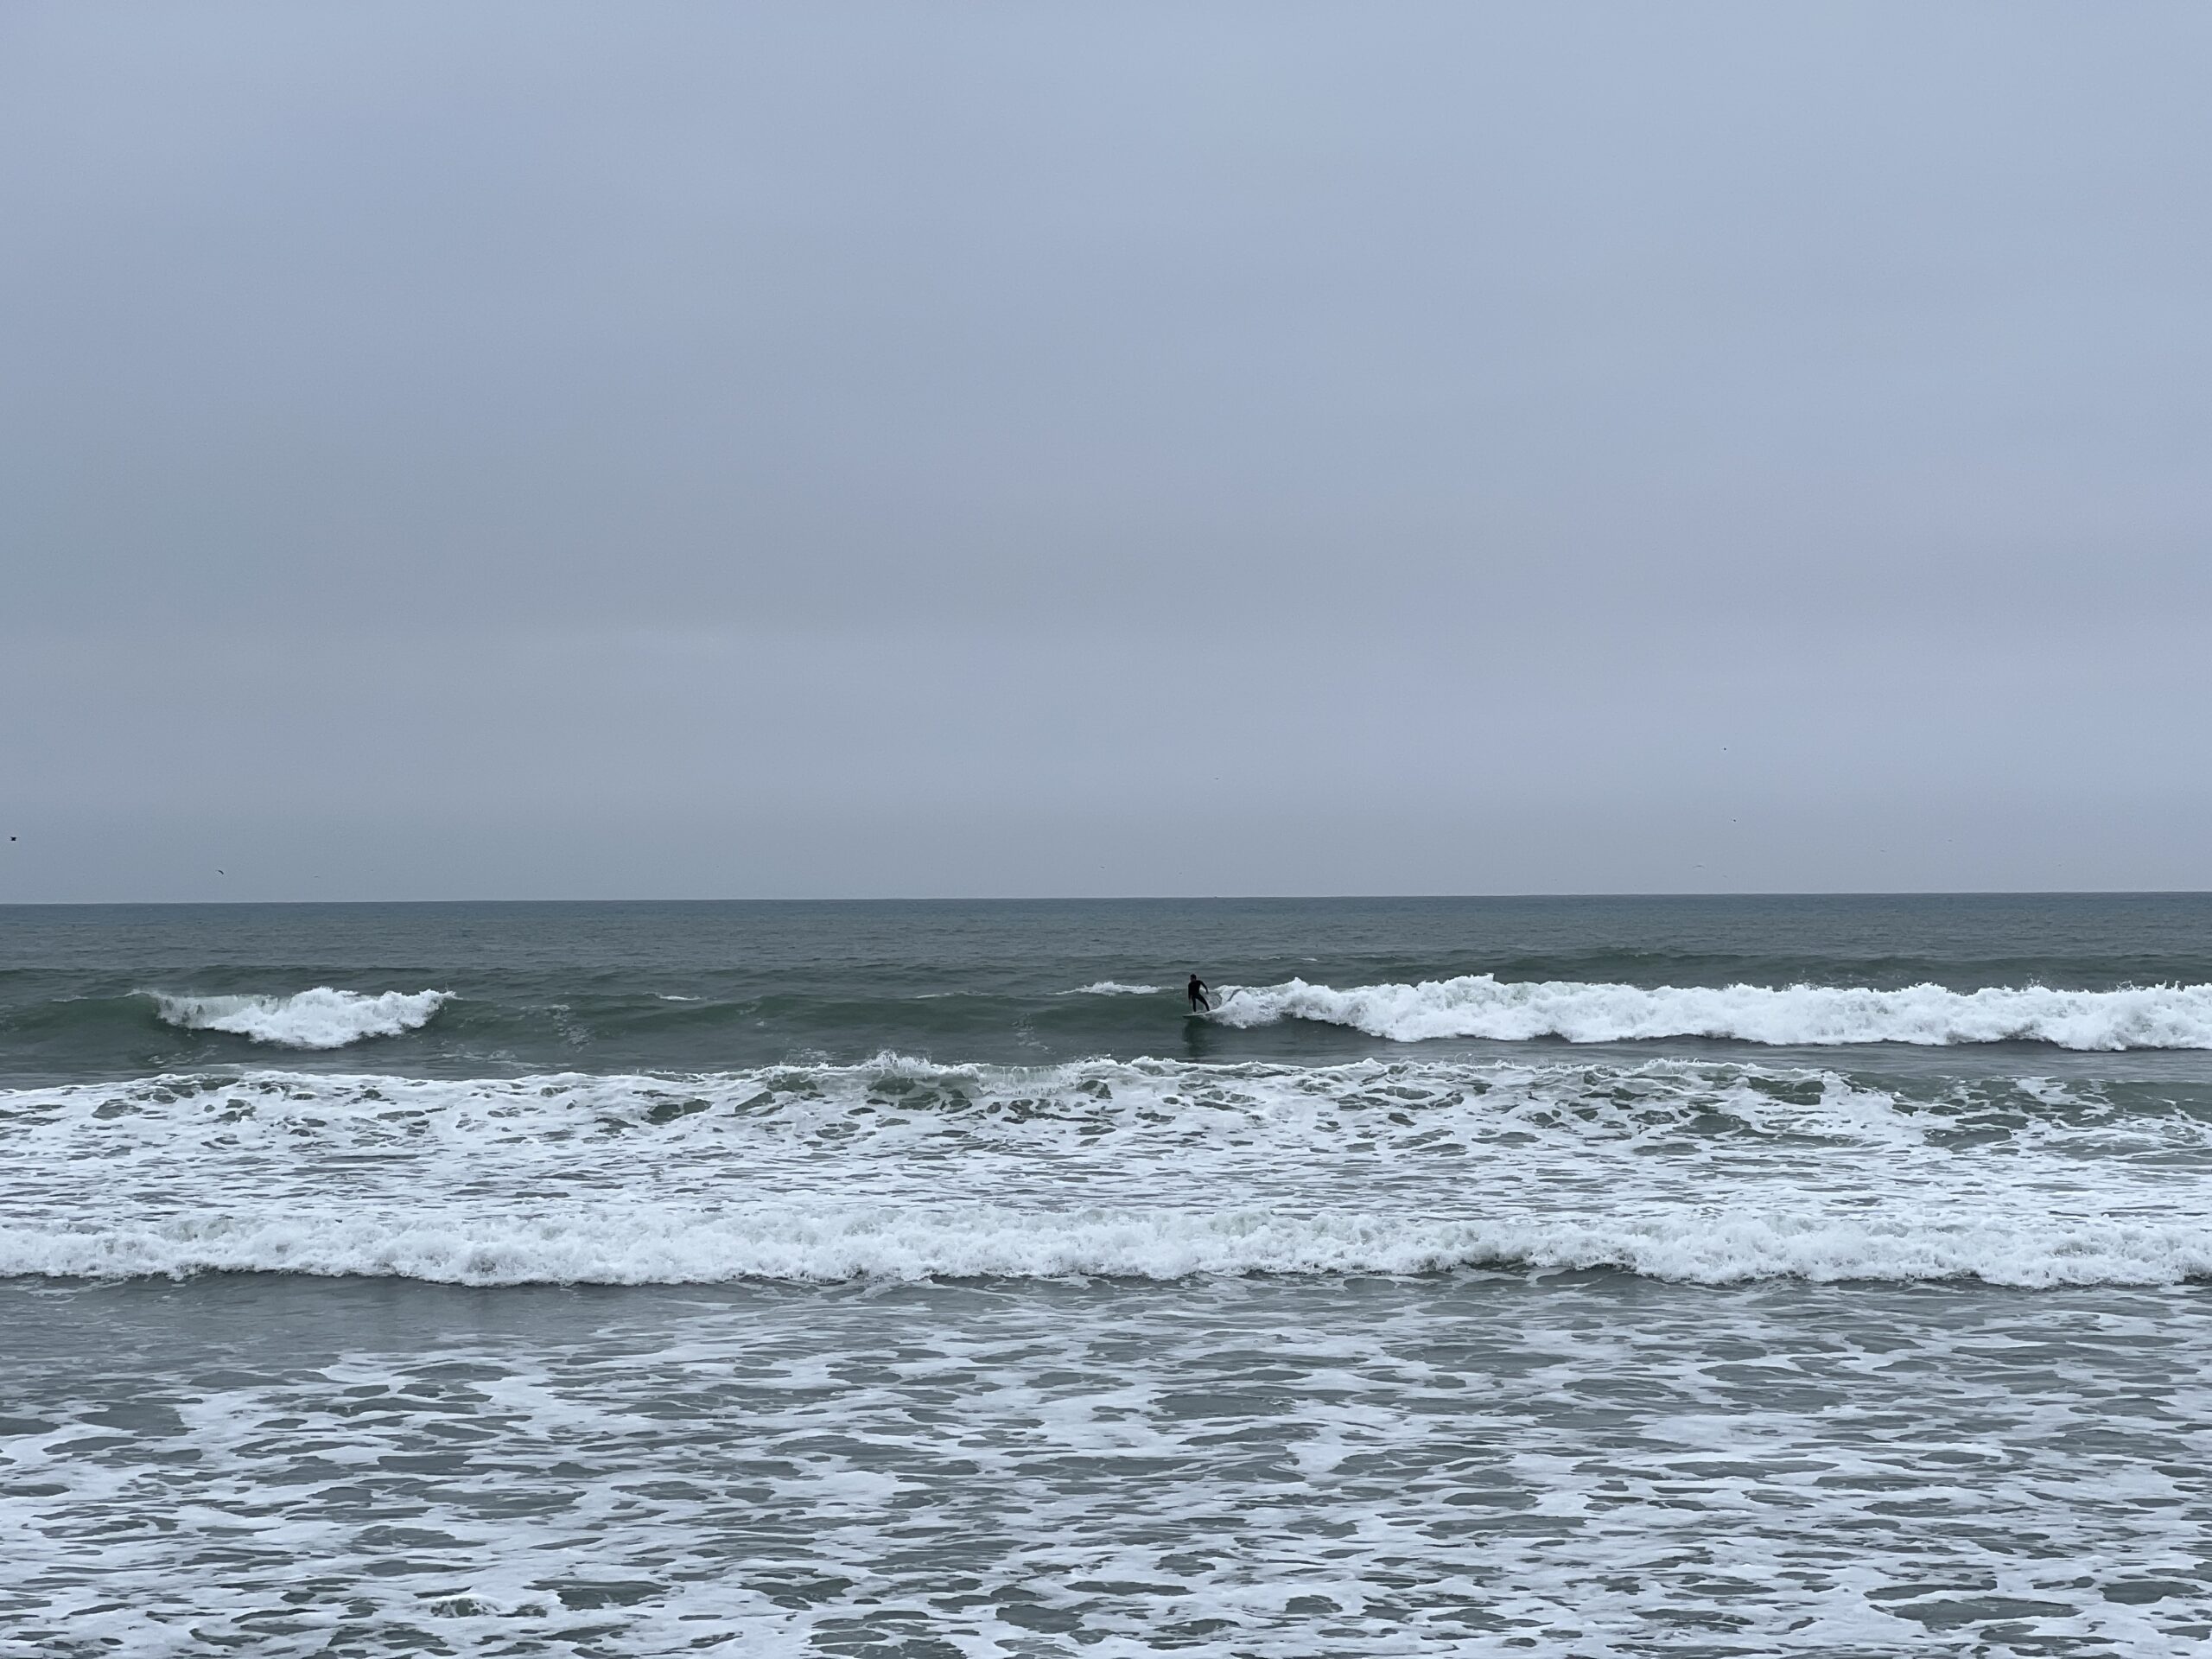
[1211,973,2212,1049]
[10,896,2212,1656]
[5,1052,2209,1287]
[148,986,449,1048]
[117,973,2212,1054]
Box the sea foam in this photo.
[9,1052,2207,1289]
[1211,976,2212,1050]
[7,1204,2210,1288]
[149,988,450,1049]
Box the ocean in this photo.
[4,893,2211,1656]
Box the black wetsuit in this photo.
[1187,976,1210,1012]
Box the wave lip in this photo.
[1065,981,1164,996]
[149,988,451,1050]
[9,1205,2211,1288]
[1210,976,2212,1051]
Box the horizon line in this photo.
[3,889,2209,910]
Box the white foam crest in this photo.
[1065,981,1164,995]
[8,1203,2211,1288]
[149,988,450,1049]
[8,1058,2207,1295]
[0,1053,1952,1160]
[1211,976,2212,1050]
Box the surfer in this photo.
[1187,974,1211,1013]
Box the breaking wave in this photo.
[8,1204,2210,1288]
[9,1052,2209,1290]
[149,988,451,1050]
[1065,981,1164,996]
[1211,976,2212,1051]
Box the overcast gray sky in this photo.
[3,2,2208,900]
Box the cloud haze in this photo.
[3,2,2209,899]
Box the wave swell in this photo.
[1212,976,2212,1050]
[149,988,450,1050]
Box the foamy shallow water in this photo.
[11,897,2212,1654]
[6,1274,2209,1656]
[4,1056,2212,1287]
